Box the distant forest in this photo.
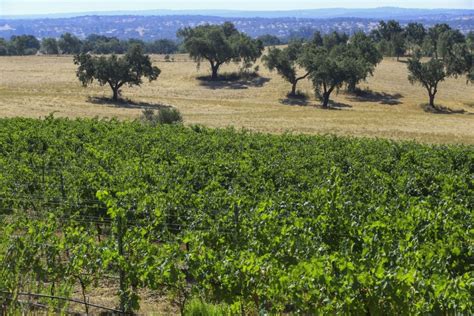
[0,13,472,41]
[1,20,472,61]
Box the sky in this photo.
[1,0,473,15]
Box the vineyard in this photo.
[0,116,472,314]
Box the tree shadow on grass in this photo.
[87,96,172,110]
[197,72,271,90]
[346,88,403,105]
[312,100,353,110]
[280,92,310,106]
[422,104,466,115]
[280,98,310,106]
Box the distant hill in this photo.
[2,7,473,19]
[0,8,472,40]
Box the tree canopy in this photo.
[41,38,59,55]
[300,38,364,108]
[10,35,40,55]
[407,45,471,109]
[346,32,382,91]
[178,22,263,80]
[407,57,447,109]
[262,40,309,97]
[371,20,405,60]
[58,33,83,54]
[74,45,161,101]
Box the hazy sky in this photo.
[1,0,473,15]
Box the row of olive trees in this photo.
[262,28,472,109]
[262,31,382,107]
[74,22,265,100]
[73,22,472,110]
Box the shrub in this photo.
[141,107,183,125]
[184,299,231,316]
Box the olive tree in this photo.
[405,23,426,54]
[407,44,470,109]
[262,40,309,97]
[58,33,82,54]
[300,39,367,108]
[0,38,8,56]
[178,22,263,80]
[346,32,382,92]
[371,20,405,60]
[74,45,160,101]
[297,32,378,108]
[437,29,465,60]
[10,35,40,55]
[41,38,59,55]
[407,57,446,109]
[426,24,452,59]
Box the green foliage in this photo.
[142,107,183,125]
[256,34,282,47]
[178,22,263,80]
[0,33,180,56]
[0,38,8,56]
[41,37,59,55]
[300,33,375,107]
[0,118,472,314]
[185,299,231,316]
[58,32,83,54]
[10,35,40,55]
[371,20,405,60]
[405,22,427,52]
[407,57,446,108]
[346,32,382,91]
[408,44,471,108]
[262,40,309,96]
[74,45,161,101]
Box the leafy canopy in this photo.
[178,22,263,79]
[300,33,379,107]
[73,45,161,101]
[262,40,309,96]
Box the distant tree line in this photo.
[0,33,180,56]
[2,21,472,58]
[369,20,474,61]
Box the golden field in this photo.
[0,54,473,144]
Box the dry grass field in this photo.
[0,54,473,144]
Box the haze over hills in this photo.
[2,7,473,19]
[0,7,472,40]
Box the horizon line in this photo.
[2,6,473,18]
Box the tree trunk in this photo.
[290,81,297,96]
[322,92,330,109]
[347,80,356,93]
[429,93,435,108]
[210,62,219,80]
[112,87,119,101]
